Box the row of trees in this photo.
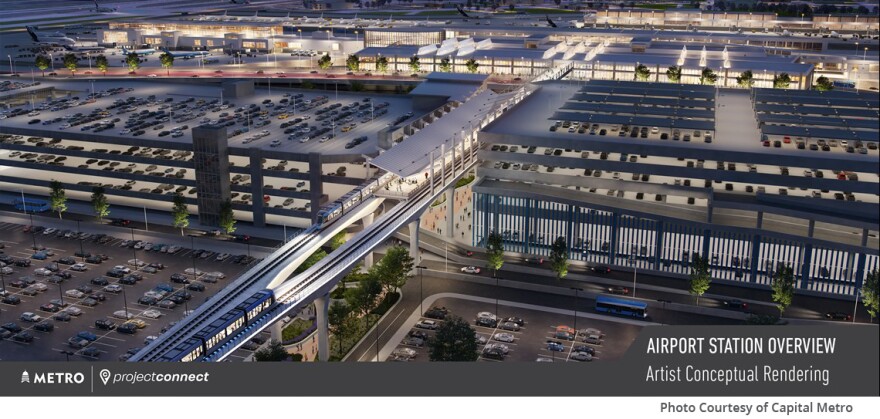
[35,52,175,76]
[45,180,236,235]
[486,230,880,321]
[635,65,797,89]
[328,246,414,357]
[343,54,481,74]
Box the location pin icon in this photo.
[100,369,111,385]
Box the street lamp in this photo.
[49,53,54,71]
[629,255,638,298]
[354,30,359,42]
[416,265,428,316]
[326,30,331,40]
[570,287,582,332]
[7,54,13,75]
[86,52,92,71]
[864,47,869,60]
[76,220,85,262]
[61,350,74,362]
[852,287,860,324]
[121,281,130,321]
[130,227,138,270]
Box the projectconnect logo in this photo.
[20,370,85,385]
[98,368,211,385]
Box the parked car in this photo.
[415,320,438,330]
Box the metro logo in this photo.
[31,372,86,384]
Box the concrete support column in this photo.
[363,212,375,268]
[444,188,454,238]
[270,321,283,343]
[854,228,869,289]
[315,295,329,362]
[749,234,762,283]
[409,218,420,265]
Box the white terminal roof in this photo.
[372,89,514,177]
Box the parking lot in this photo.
[0,221,255,361]
[388,296,643,363]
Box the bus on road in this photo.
[595,295,648,319]
[13,198,50,213]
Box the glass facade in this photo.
[473,192,878,296]
[364,30,443,47]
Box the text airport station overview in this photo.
[0,0,878,365]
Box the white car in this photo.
[113,310,134,320]
[127,259,146,267]
[415,320,438,330]
[31,283,48,292]
[34,267,53,276]
[493,333,515,343]
[570,351,593,362]
[64,306,83,316]
[147,74,158,78]
[167,245,182,254]
[70,263,88,272]
[103,284,123,293]
[475,334,488,345]
[0,267,12,275]
[114,265,131,273]
[391,347,417,360]
[141,309,162,319]
[484,342,510,354]
[65,289,85,299]
[20,312,42,322]
[184,267,204,276]
[477,311,497,321]
[144,335,158,345]
[206,271,226,279]
[460,266,481,274]
[215,253,230,261]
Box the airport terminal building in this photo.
[472,80,879,299]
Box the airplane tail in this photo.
[25,26,40,42]
[122,46,129,54]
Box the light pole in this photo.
[416,265,427,316]
[121,281,130,320]
[76,220,85,262]
[143,206,149,231]
[326,30,331,40]
[1,270,6,296]
[570,287,582,332]
[130,227,138,270]
[852,287,860,324]
[86,53,92,71]
[864,48,869,60]
[354,30,359,42]
[49,53,54,71]
[61,350,74,362]
[629,255,638,298]
[7,54,13,75]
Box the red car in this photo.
[591,265,612,274]
[607,286,630,295]
[762,140,770,147]
[39,303,60,313]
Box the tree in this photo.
[773,73,792,89]
[346,54,360,71]
[95,55,108,76]
[318,53,332,70]
[159,52,174,76]
[49,180,67,219]
[374,245,414,295]
[438,57,452,72]
[465,58,479,73]
[253,339,289,361]
[735,70,754,88]
[485,231,504,278]
[90,186,110,221]
[814,76,834,92]
[408,55,420,73]
[549,236,570,280]
[861,269,879,322]
[218,199,236,235]
[699,67,717,85]
[329,230,346,250]
[295,249,327,274]
[328,301,354,354]
[62,53,78,76]
[376,56,389,73]
[171,193,189,235]
[771,264,795,316]
[427,315,479,361]
[666,65,682,83]
[344,274,382,316]
[125,52,140,72]
[634,64,651,81]
[35,55,50,76]
[688,253,711,306]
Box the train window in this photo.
[225,317,245,336]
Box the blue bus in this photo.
[595,295,648,319]
[13,198,50,213]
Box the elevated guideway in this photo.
[131,80,539,362]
